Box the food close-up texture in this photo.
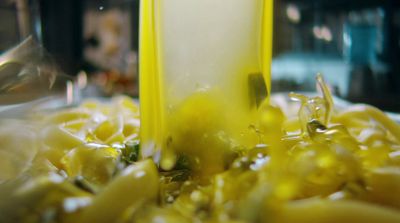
[1,76,400,223]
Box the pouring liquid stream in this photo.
[139,0,273,174]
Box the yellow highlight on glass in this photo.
[139,0,274,171]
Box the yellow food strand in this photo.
[273,199,400,223]
[336,105,400,143]
[2,92,400,223]
[77,160,159,223]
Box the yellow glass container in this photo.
[139,0,273,171]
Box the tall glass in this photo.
[140,0,273,172]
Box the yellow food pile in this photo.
[1,77,400,223]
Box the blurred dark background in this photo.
[0,0,400,111]
[273,0,400,111]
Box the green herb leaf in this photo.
[121,140,140,164]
